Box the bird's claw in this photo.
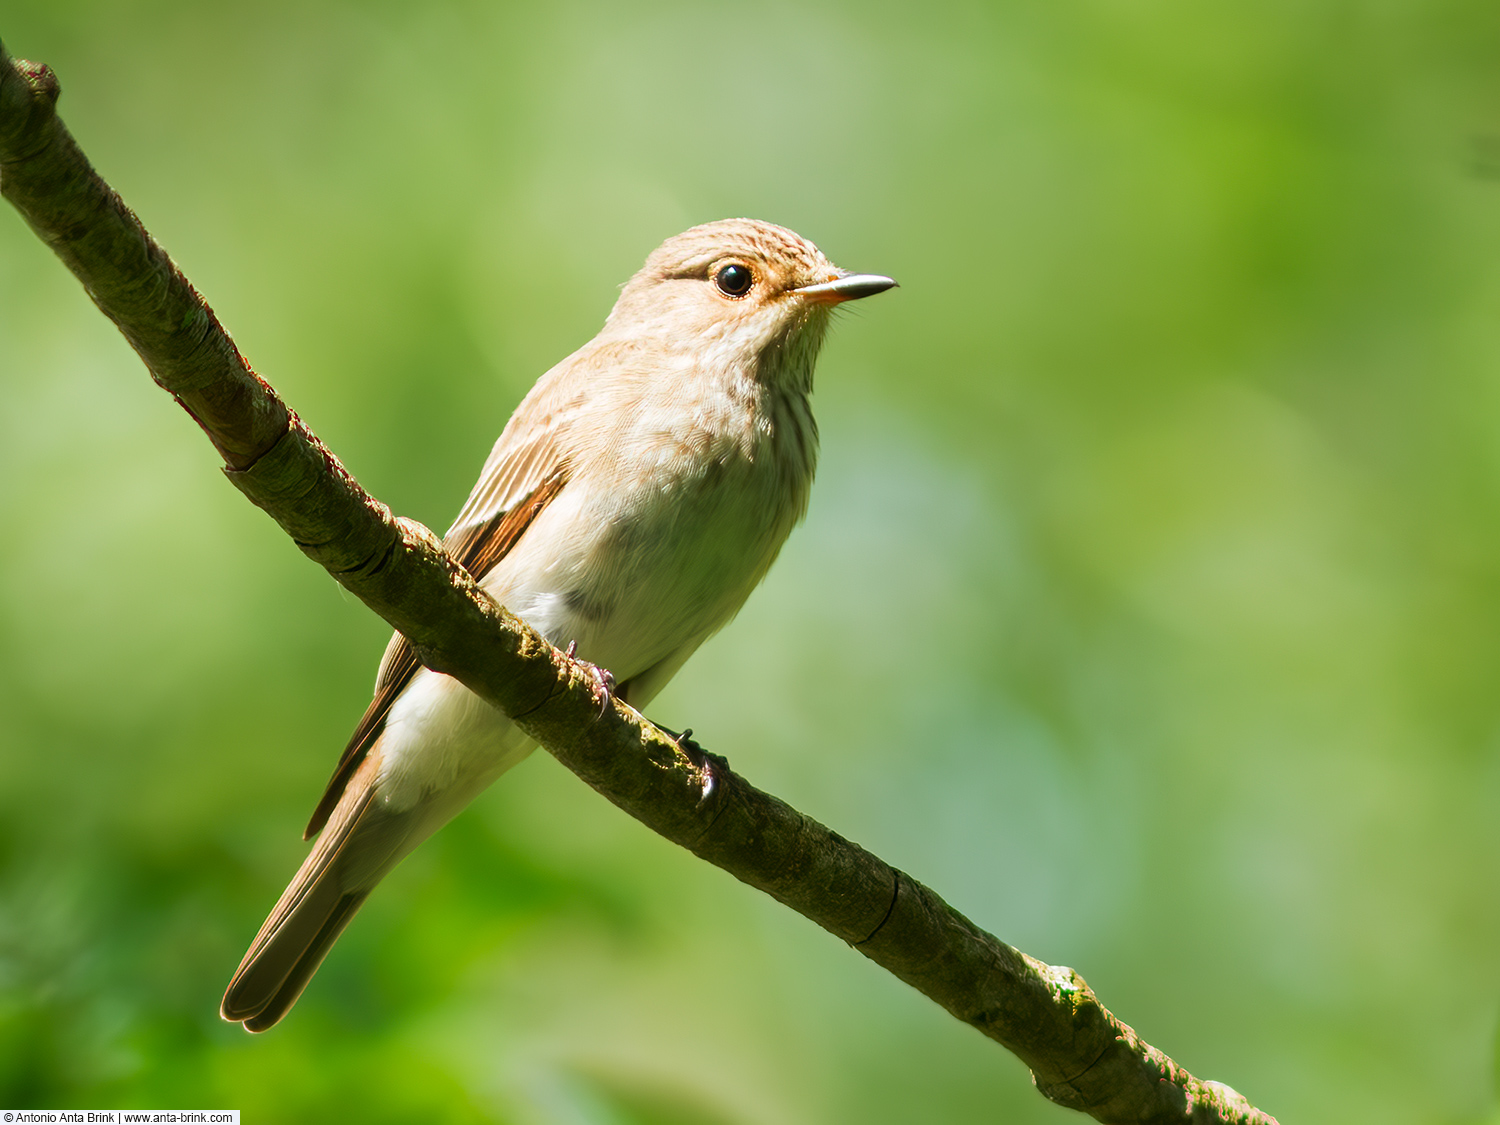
[564,640,615,719]
[658,726,716,805]
[695,749,716,806]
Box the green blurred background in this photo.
[3,1,1499,1121]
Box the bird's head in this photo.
[604,218,896,392]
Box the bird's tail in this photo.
[221,755,417,1032]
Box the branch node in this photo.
[854,868,901,947]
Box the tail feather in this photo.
[223,714,532,1031]
[222,753,411,1031]
[239,890,369,1031]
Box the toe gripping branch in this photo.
[670,728,722,807]
[563,640,616,719]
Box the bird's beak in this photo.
[794,272,899,304]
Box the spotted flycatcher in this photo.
[221,218,896,1030]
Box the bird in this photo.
[220,218,896,1031]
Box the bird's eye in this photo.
[714,263,753,297]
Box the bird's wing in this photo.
[301,369,587,840]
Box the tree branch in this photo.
[0,40,1277,1125]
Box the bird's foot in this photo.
[655,725,722,805]
[659,725,703,757]
[564,640,615,718]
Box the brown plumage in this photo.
[221,219,896,1030]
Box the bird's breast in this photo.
[487,384,815,686]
